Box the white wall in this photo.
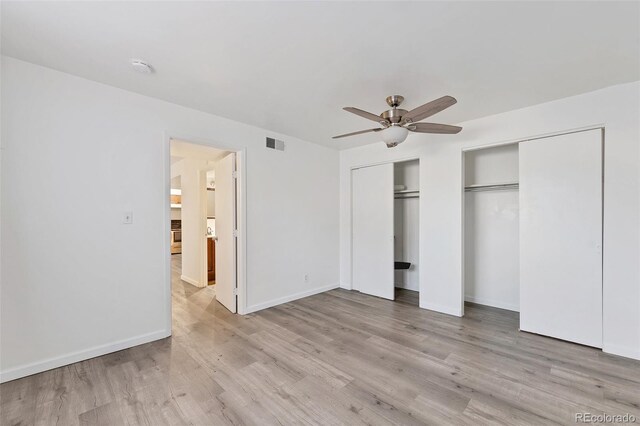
[394,159,419,190]
[464,144,519,186]
[340,81,640,360]
[394,160,419,291]
[464,145,519,311]
[207,190,215,218]
[206,218,216,237]
[0,57,340,382]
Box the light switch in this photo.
[123,211,133,224]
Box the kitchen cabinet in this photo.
[207,237,216,283]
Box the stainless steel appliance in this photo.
[171,220,182,254]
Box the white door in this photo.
[519,129,602,347]
[352,163,394,300]
[214,153,237,313]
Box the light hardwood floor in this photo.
[2,255,640,425]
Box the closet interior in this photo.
[464,144,520,312]
[394,160,420,305]
[463,129,603,348]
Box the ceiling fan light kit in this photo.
[334,94,462,148]
[381,126,409,148]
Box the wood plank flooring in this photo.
[2,255,640,425]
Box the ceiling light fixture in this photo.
[380,125,409,148]
[130,59,153,74]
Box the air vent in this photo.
[266,137,285,151]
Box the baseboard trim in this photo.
[245,283,339,314]
[464,295,519,312]
[394,284,420,292]
[603,343,640,361]
[0,329,171,383]
[421,301,463,317]
[180,274,202,287]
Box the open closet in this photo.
[351,159,420,303]
[464,144,520,312]
[394,160,419,304]
[464,128,603,348]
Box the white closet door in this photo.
[519,129,602,347]
[214,153,237,313]
[352,163,394,300]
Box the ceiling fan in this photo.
[333,95,462,148]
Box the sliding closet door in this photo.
[352,163,394,300]
[519,129,602,347]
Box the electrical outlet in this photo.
[123,211,133,224]
[304,274,309,283]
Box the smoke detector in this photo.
[130,59,153,74]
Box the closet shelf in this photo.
[465,182,519,192]
[394,189,419,194]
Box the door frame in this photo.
[163,133,248,334]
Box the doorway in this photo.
[166,138,245,321]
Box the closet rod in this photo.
[464,183,519,192]
[395,195,419,199]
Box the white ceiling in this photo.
[2,2,638,150]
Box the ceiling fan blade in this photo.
[343,107,386,123]
[409,122,462,134]
[332,128,383,139]
[402,96,457,123]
